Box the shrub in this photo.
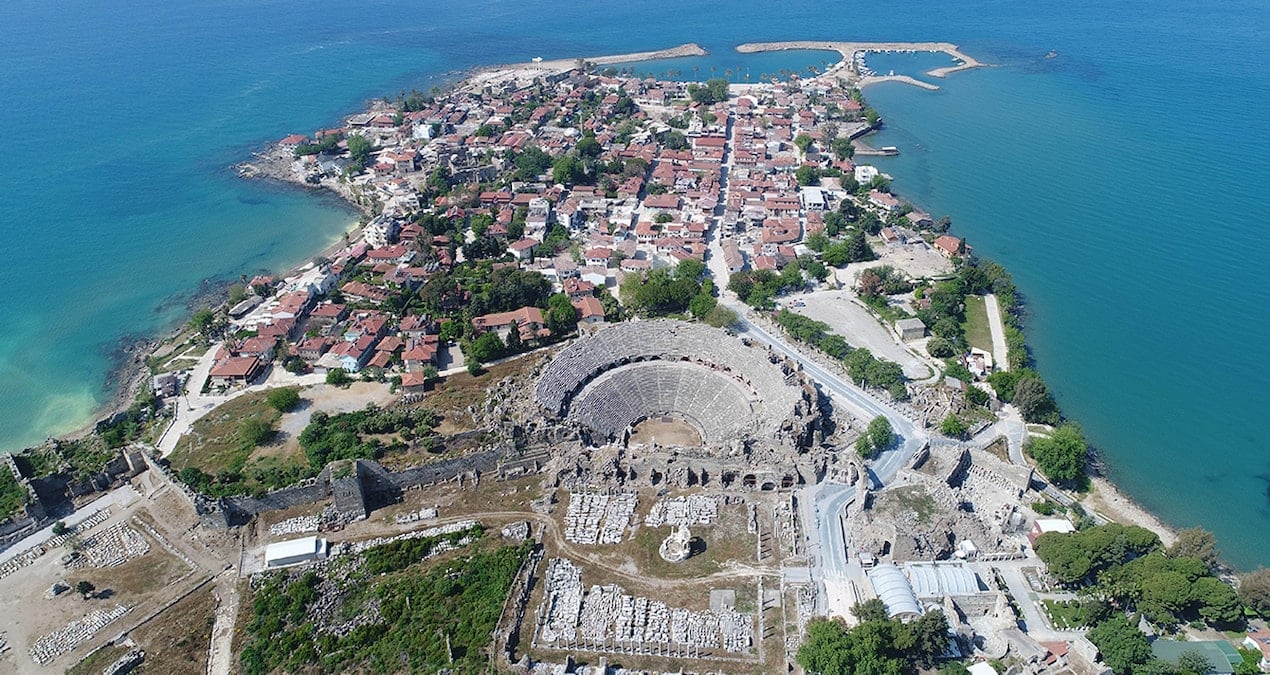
[266,388,301,413]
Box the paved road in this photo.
[726,309,945,610]
[984,293,1010,372]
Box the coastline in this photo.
[736,40,984,79]
[464,43,708,90]
[1082,476,1178,547]
[34,40,1192,568]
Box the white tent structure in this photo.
[265,536,328,568]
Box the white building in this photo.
[854,164,879,184]
[265,536,328,568]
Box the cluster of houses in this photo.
[229,65,987,397]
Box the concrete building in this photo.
[265,536,329,568]
[895,317,926,341]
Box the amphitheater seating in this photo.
[535,320,805,444]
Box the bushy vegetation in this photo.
[773,310,907,399]
[299,405,439,469]
[1034,523,1241,629]
[239,540,530,674]
[797,600,949,675]
[621,259,711,318]
[0,467,26,521]
[363,523,484,575]
[1025,423,1088,487]
[855,416,894,458]
[727,261,812,309]
[266,387,301,413]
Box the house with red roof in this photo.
[934,235,965,258]
[644,194,681,212]
[572,296,605,326]
[472,306,547,342]
[209,356,263,389]
[279,134,309,153]
[402,335,440,371]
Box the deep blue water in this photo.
[1,0,1267,568]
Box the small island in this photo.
[0,41,1266,675]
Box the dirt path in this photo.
[205,572,240,675]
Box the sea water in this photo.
[1,0,1267,567]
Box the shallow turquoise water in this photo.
[1,0,1267,567]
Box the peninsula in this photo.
[0,41,1265,675]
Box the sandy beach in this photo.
[1081,476,1179,546]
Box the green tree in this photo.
[346,135,373,167]
[266,387,301,413]
[1192,576,1242,626]
[1034,533,1094,584]
[1026,423,1087,486]
[191,308,216,334]
[795,165,822,186]
[1239,568,1270,615]
[793,133,814,154]
[856,435,876,459]
[687,77,730,105]
[1177,650,1213,675]
[1014,376,1060,424]
[689,292,717,319]
[703,305,738,328]
[575,133,601,158]
[806,231,830,252]
[325,368,351,386]
[546,293,578,335]
[76,580,96,597]
[469,331,505,362]
[552,155,586,185]
[852,598,889,623]
[505,320,524,353]
[1087,615,1152,675]
[238,418,274,447]
[908,610,952,667]
[927,337,956,358]
[1140,570,1193,624]
[940,414,968,439]
[1168,528,1220,569]
[832,136,855,160]
[845,230,875,262]
[868,416,894,452]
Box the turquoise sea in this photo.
[2,1,1267,568]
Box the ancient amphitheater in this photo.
[535,320,816,451]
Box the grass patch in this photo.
[67,644,131,675]
[89,546,189,598]
[168,391,280,478]
[884,485,938,525]
[0,466,26,520]
[239,537,529,674]
[422,354,538,433]
[962,294,993,354]
[1042,599,1088,630]
[982,436,1011,463]
[610,505,755,582]
[131,587,217,673]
